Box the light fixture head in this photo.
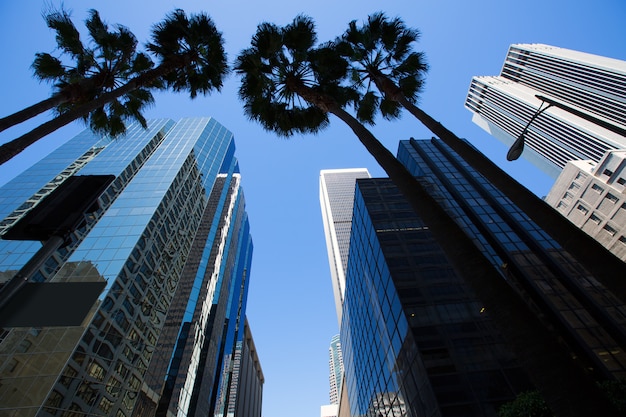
[507,135,525,161]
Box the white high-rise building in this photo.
[320,404,338,417]
[319,168,370,325]
[465,43,626,179]
[328,334,343,405]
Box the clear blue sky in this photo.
[0,1,625,416]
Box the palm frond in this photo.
[309,43,348,84]
[397,76,424,102]
[283,15,317,60]
[85,10,109,49]
[338,12,429,122]
[355,91,379,125]
[379,97,402,120]
[32,53,65,82]
[147,9,227,97]
[393,51,428,77]
[44,8,84,58]
[236,16,345,137]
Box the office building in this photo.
[328,334,343,405]
[545,149,626,261]
[338,138,626,416]
[214,318,264,417]
[341,175,531,417]
[319,169,370,325]
[465,43,626,179]
[320,404,338,417]
[397,138,626,378]
[0,117,261,417]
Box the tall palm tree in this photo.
[337,12,626,304]
[236,16,619,417]
[0,9,228,165]
[0,9,154,134]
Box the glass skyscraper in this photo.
[0,117,261,417]
[338,138,626,417]
[341,177,531,417]
[465,43,626,179]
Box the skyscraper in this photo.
[465,43,626,179]
[396,138,626,380]
[214,318,264,417]
[328,334,343,405]
[341,176,531,417]
[544,149,626,261]
[337,138,626,416]
[319,169,371,325]
[0,117,261,417]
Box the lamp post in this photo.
[507,94,626,161]
[506,98,552,161]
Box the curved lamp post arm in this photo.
[507,98,552,161]
[507,94,626,162]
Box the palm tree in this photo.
[0,9,228,165]
[337,12,626,305]
[235,16,619,417]
[0,9,154,135]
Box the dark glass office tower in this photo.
[397,138,626,380]
[0,118,260,417]
[341,178,531,417]
[339,138,626,417]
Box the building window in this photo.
[603,224,617,236]
[88,361,106,381]
[99,397,114,414]
[569,182,581,190]
[591,183,604,193]
[617,177,626,186]
[606,193,619,203]
[603,168,614,177]
[45,390,64,409]
[590,214,601,224]
[6,358,18,373]
[619,236,626,245]
[577,204,589,215]
[16,339,32,353]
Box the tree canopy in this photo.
[0,8,228,165]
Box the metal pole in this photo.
[536,94,626,137]
[508,94,626,161]
[507,99,552,161]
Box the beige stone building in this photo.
[545,149,626,261]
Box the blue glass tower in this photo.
[0,118,258,417]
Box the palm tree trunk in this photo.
[0,64,175,165]
[293,82,618,416]
[0,95,67,133]
[373,74,626,304]
[0,75,108,134]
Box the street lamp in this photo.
[506,97,552,161]
[507,94,626,161]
